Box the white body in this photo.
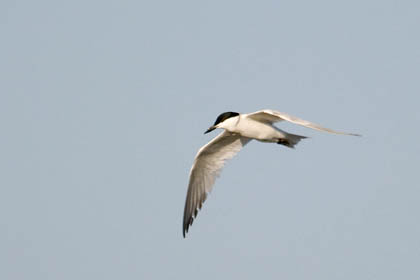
[217,114,289,142]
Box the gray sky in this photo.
[1,0,420,279]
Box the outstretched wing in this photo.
[183,131,251,237]
[246,109,361,136]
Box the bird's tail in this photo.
[278,133,308,148]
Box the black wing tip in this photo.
[183,227,189,238]
[182,216,193,238]
[182,193,207,238]
[183,221,192,238]
[183,221,188,238]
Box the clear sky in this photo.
[1,0,419,279]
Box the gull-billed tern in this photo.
[183,109,360,237]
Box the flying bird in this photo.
[182,109,360,237]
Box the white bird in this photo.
[183,109,360,237]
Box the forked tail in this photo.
[277,133,308,148]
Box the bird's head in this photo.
[205,111,240,134]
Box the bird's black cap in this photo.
[204,112,239,134]
[213,112,239,126]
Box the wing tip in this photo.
[182,219,189,238]
[182,218,192,238]
[342,132,362,137]
[182,223,188,238]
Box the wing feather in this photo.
[183,131,251,237]
[247,109,361,136]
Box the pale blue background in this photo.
[1,1,419,279]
